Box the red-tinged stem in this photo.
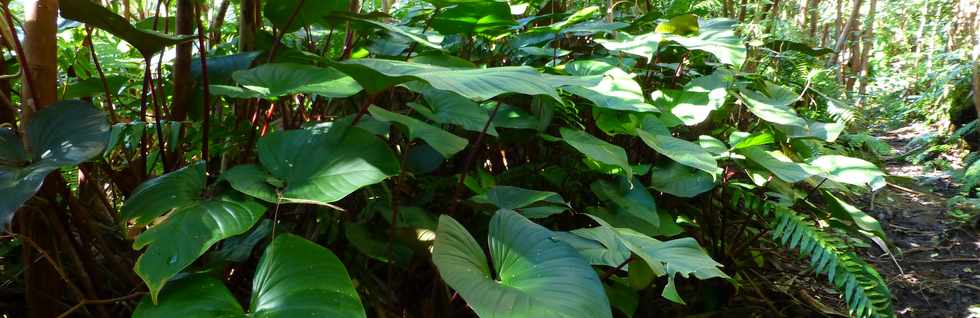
[447,102,501,215]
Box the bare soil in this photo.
[856,126,980,318]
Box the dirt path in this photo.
[856,125,980,318]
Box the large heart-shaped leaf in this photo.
[651,70,731,126]
[556,225,631,267]
[251,234,366,317]
[776,120,845,142]
[122,162,207,226]
[637,129,721,175]
[413,86,499,136]
[133,275,245,318]
[333,58,566,100]
[256,125,400,204]
[60,0,195,56]
[808,155,886,190]
[595,32,663,61]
[27,100,110,167]
[563,67,659,113]
[664,19,745,68]
[561,128,633,179]
[649,161,717,197]
[133,234,365,317]
[591,177,659,228]
[432,210,612,318]
[133,192,266,302]
[1,101,108,228]
[739,147,819,183]
[368,105,468,158]
[470,185,569,218]
[737,84,805,128]
[218,63,362,98]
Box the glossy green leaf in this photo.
[777,120,845,142]
[470,185,569,218]
[368,105,468,158]
[557,225,631,267]
[334,58,565,100]
[27,100,110,166]
[638,129,721,175]
[122,162,207,225]
[595,32,663,61]
[616,229,728,304]
[413,86,499,136]
[738,84,805,128]
[133,275,245,318]
[223,164,279,203]
[808,155,886,190]
[698,135,727,155]
[652,70,731,125]
[730,132,775,150]
[1,101,109,228]
[740,147,819,183]
[134,193,266,302]
[226,63,362,98]
[649,161,717,197]
[561,128,633,179]
[60,0,195,56]
[665,19,745,68]
[591,177,659,228]
[825,192,887,242]
[432,210,612,318]
[256,126,399,205]
[251,234,366,317]
[563,67,659,113]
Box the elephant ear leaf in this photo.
[60,0,195,56]
[132,275,245,318]
[432,210,613,318]
[251,234,366,318]
[1,100,108,230]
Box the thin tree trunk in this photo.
[239,0,260,52]
[857,0,877,95]
[913,0,929,64]
[19,1,65,317]
[172,0,193,122]
[737,0,748,21]
[808,0,820,38]
[0,55,13,124]
[209,0,230,45]
[829,0,863,67]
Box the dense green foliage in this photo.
[1,0,977,317]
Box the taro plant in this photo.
[0,1,902,318]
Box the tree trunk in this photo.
[0,55,14,125]
[19,1,66,317]
[737,0,748,21]
[857,0,877,95]
[913,0,929,64]
[808,0,820,38]
[209,0,231,45]
[172,0,193,122]
[239,0,260,52]
[829,0,863,67]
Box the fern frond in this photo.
[771,208,895,318]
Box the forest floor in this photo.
[854,124,980,318]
